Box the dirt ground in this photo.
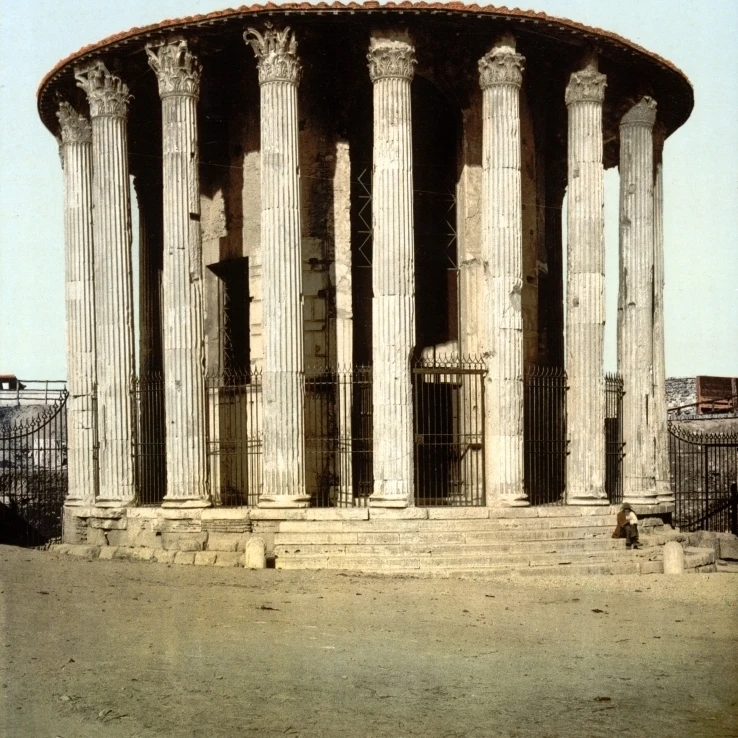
[1,545,736,738]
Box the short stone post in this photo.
[147,39,210,507]
[618,97,659,506]
[75,61,136,506]
[564,61,608,505]
[479,36,528,506]
[58,102,97,505]
[244,537,267,569]
[245,26,309,507]
[662,541,685,574]
[367,37,417,507]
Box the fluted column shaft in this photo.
[565,64,608,505]
[652,132,672,503]
[618,97,659,505]
[246,26,308,506]
[76,62,136,505]
[367,37,416,507]
[479,38,528,506]
[58,103,97,505]
[147,40,209,505]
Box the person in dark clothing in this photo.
[612,503,641,549]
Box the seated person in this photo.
[612,503,641,549]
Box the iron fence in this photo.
[0,391,68,546]
[412,358,486,506]
[131,374,166,505]
[605,374,625,503]
[206,369,262,506]
[524,366,567,505]
[669,422,738,533]
[127,362,628,512]
[305,366,373,507]
[204,366,373,507]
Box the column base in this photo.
[258,496,311,509]
[161,497,212,509]
[63,497,95,507]
[94,498,134,508]
[369,495,409,509]
[622,496,660,506]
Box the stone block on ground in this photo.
[131,548,155,562]
[214,552,244,567]
[716,534,738,561]
[66,545,99,559]
[245,537,267,569]
[194,551,218,566]
[98,547,118,560]
[663,541,685,574]
[173,551,196,565]
[153,550,177,564]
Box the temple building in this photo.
[38,3,694,572]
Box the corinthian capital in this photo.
[146,38,201,99]
[244,24,300,85]
[57,102,92,145]
[479,38,524,90]
[565,64,607,106]
[367,38,416,82]
[621,96,657,128]
[75,61,131,118]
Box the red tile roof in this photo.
[38,2,689,92]
[37,1,693,134]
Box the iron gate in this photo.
[524,366,567,505]
[413,360,486,506]
[669,422,738,533]
[0,391,68,546]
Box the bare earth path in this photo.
[1,545,736,738]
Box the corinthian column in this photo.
[147,39,209,506]
[652,126,673,504]
[618,96,659,505]
[367,37,416,507]
[245,26,309,507]
[76,61,136,506]
[564,61,608,505]
[479,37,527,507]
[58,102,97,505]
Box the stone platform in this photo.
[57,504,715,576]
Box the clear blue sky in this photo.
[1,0,736,380]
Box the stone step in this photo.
[275,538,626,557]
[274,526,615,547]
[274,548,653,571]
[277,516,616,534]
